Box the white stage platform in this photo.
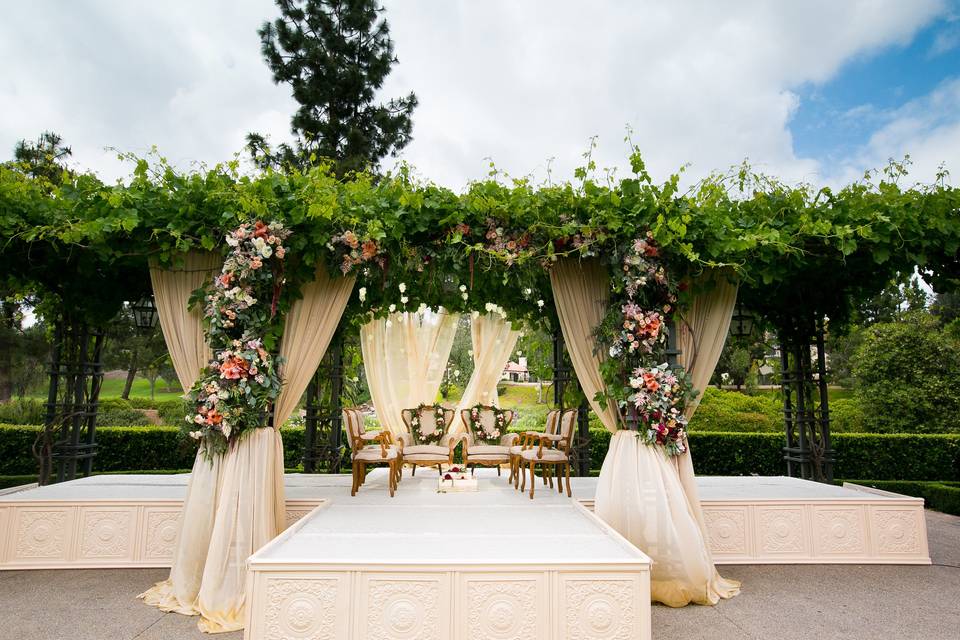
[243,472,651,640]
[0,471,930,570]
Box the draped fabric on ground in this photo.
[672,268,741,602]
[550,256,738,606]
[361,309,459,435]
[452,311,521,434]
[193,267,354,634]
[140,250,223,616]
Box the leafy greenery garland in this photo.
[466,404,508,444]
[409,404,447,445]
[184,221,291,456]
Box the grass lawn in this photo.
[27,376,183,400]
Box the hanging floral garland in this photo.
[408,404,448,445]
[184,221,291,456]
[596,234,697,456]
[467,404,508,444]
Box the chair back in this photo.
[557,409,578,450]
[544,409,561,435]
[401,405,454,445]
[341,407,364,451]
[460,405,514,444]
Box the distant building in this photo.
[502,357,530,382]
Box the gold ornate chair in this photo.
[343,407,400,497]
[398,405,457,476]
[510,409,560,489]
[459,406,518,477]
[519,408,577,499]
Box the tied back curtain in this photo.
[148,250,220,392]
[452,311,521,434]
[140,250,222,616]
[361,309,459,435]
[193,266,354,633]
[274,267,356,426]
[550,256,738,607]
[672,269,740,602]
[549,257,621,432]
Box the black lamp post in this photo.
[729,304,755,338]
[131,297,159,333]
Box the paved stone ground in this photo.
[1,510,957,640]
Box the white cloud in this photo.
[831,77,960,185]
[0,0,951,189]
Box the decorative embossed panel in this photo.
[262,576,344,640]
[756,507,806,555]
[142,508,181,561]
[813,507,866,556]
[12,508,71,561]
[284,509,312,530]
[361,574,450,640]
[871,508,924,556]
[461,574,543,640]
[703,507,748,555]
[79,509,134,560]
[559,576,641,640]
[0,507,8,563]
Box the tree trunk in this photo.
[121,350,138,400]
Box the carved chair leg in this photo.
[351,462,358,496]
[412,464,417,477]
[566,463,571,497]
[388,461,396,497]
[520,460,526,491]
[529,461,536,499]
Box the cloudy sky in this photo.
[2,0,959,189]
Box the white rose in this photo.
[389,304,396,313]
[358,287,367,302]
[400,296,409,305]
[398,282,407,293]
[537,300,544,308]
[459,284,467,292]
[461,292,468,300]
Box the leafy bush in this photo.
[853,313,960,433]
[829,398,867,433]
[687,387,780,432]
[843,480,960,516]
[1,424,957,481]
[0,398,45,425]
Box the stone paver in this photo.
[1,510,957,640]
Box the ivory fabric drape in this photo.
[361,309,459,435]
[549,257,621,432]
[452,311,520,433]
[672,269,741,603]
[140,250,223,616]
[550,256,738,606]
[274,267,356,426]
[193,266,355,634]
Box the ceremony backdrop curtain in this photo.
[550,256,739,607]
[672,269,742,602]
[140,250,223,616]
[452,311,521,434]
[361,309,459,435]
[193,267,355,633]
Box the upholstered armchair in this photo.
[343,408,400,497]
[510,409,560,489]
[398,405,457,476]
[518,408,578,498]
[458,406,518,477]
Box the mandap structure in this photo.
[1,151,958,486]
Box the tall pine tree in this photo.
[249,0,417,175]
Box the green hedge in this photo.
[843,480,960,516]
[688,388,781,432]
[2,424,958,481]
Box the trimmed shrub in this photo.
[687,388,780,433]
[1,424,957,481]
[0,398,45,425]
[843,480,960,516]
[829,398,867,433]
